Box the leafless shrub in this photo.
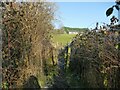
[1,1,57,88]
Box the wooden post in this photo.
[51,47,55,66]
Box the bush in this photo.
[2,1,56,88]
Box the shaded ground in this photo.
[51,48,70,88]
[23,75,41,89]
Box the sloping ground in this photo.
[52,34,76,47]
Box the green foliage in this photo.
[106,1,120,17]
[106,7,114,17]
[115,5,119,10]
[116,0,120,5]
[63,26,88,33]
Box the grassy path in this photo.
[52,34,76,47]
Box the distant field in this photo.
[52,34,76,46]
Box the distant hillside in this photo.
[63,27,89,33]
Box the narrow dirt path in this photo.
[51,47,70,88]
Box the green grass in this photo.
[52,34,76,46]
